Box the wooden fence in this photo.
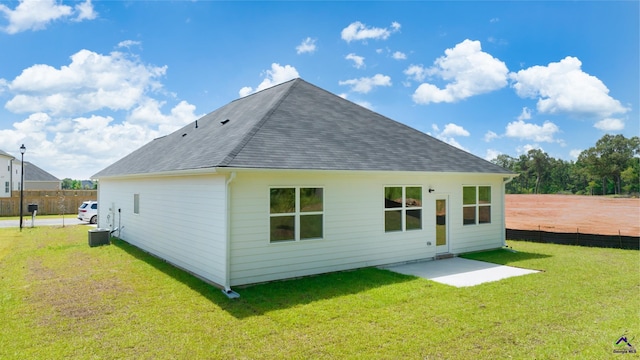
[0,190,97,216]
[506,228,639,250]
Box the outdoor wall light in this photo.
[428,188,435,193]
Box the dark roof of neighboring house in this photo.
[0,149,15,159]
[94,78,512,178]
[23,162,60,182]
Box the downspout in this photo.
[502,176,516,247]
[222,171,239,298]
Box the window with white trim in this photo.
[133,193,140,214]
[270,187,323,242]
[384,186,422,232]
[463,186,491,225]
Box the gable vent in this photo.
[221,119,230,125]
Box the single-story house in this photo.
[93,78,514,295]
[21,161,61,190]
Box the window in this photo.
[4,181,8,193]
[384,186,422,232]
[133,194,140,214]
[463,186,491,225]
[270,187,323,242]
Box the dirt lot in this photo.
[505,194,640,236]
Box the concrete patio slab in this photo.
[382,257,539,287]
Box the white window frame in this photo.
[384,185,423,232]
[462,185,491,225]
[269,187,324,243]
[133,193,140,215]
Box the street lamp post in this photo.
[19,144,26,232]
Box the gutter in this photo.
[222,171,240,299]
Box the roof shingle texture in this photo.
[24,162,60,181]
[93,79,511,177]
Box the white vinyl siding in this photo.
[96,170,506,288]
[229,171,505,286]
[97,174,228,287]
[0,155,9,197]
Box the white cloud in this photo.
[517,144,542,154]
[296,37,317,54]
[505,120,560,143]
[127,99,199,134]
[594,118,624,131]
[338,74,391,94]
[440,136,467,151]
[0,45,201,179]
[346,53,365,69]
[569,149,583,159]
[510,56,628,118]
[341,21,401,43]
[355,101,373,110]
[518,107,532,121]
[238,86,252,98]
[412,39,509,104]
[73,0,97,22]
[404,64,427,82]
[484,130,499,142]
[441,123,470,137]
[0,99,201,179]
[485,149,500,161]
[238,63,299,97]
[0,0,96,34]
[431,123,469,151]
[392,51,407,60]
[117,40,142,49]
[5,49,167,116]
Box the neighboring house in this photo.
[0,149,62,196]
[93,78,515,294]
[21,161,61,190]
[0,150,14,198]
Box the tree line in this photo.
[491,134,640,195]
[61,178,97,190]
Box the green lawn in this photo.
[0,226,638,359]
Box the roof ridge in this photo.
[218,78,301,167]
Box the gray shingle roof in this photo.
[93,78,512,178]
[0,149,15,159]
[24,162,60,182]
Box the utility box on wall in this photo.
[88,228,110,247]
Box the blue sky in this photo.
[0,1,637,179]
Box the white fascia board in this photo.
[91,167,219,181]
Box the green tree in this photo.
[577,134,639,195]
[621,158,640,194]
[61,178,73,190]
[526,149,550,194]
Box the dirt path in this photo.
[505,194,640,236]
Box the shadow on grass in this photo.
[110,238,414,319]
[460,247,552,266]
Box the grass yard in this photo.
[0,226,638,359]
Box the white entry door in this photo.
[436,197,449,253]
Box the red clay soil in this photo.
[505,194,640,237]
